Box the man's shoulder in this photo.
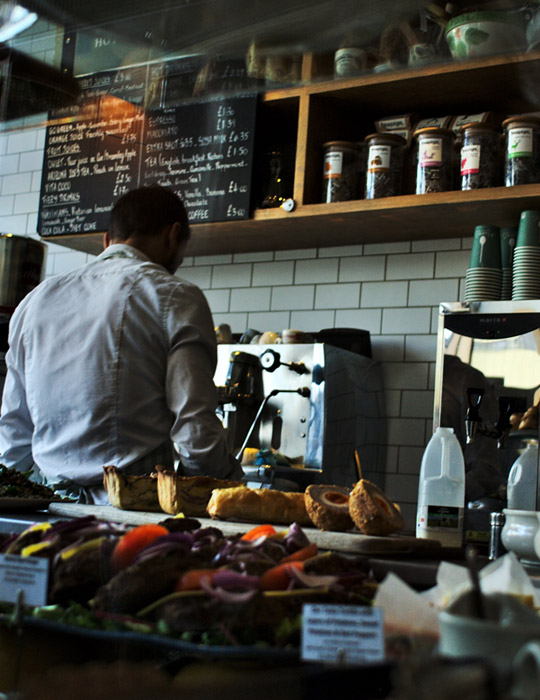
[146,268,204,294]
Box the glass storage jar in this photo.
[413,126,454,194]
[460,122,500,190]
[321,141,361,202]
[503,115,540,187]
[259,149,294,208]
[364,132,406,199]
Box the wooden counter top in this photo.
[48,502,445,558]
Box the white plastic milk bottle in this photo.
[507,439,539,511]
[416,426,465,547]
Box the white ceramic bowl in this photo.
[439,591,540,660]
[501,508,540,564]
[445,11,527,60]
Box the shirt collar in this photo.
[98,243,152,264]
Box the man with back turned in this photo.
[0,185,243,503]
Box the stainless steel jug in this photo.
[0,233,45,317]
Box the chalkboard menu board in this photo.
[38,60,257,237]
[142,98,255,223]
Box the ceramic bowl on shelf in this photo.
[501,508,540,565]
[445,11,527,60]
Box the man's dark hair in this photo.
[109,185,190,242]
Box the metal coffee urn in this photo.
[434,300,540,546]
[0,233,46,394]
[215,330,386,491]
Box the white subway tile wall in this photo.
[0,126,474,533]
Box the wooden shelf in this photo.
[45,184,540,257]
[304,50,540,114]
[42,52,540,257]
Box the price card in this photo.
[0,554,49,607]
[301,604,384,665]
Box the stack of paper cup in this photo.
[465,225,502,301]
[500,226,517,300]
[513,210,540,300]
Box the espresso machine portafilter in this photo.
[216,350,265,455]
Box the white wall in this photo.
[0,120,472,531]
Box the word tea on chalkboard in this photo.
[142,96,255,223]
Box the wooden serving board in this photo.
[48,503,443,557]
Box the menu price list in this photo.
[39,67,148,237]
[142,96,256,223]
[38,63,257,237]
[39,101,144,237]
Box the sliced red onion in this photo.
[199,575,259,603]
[283,523,310,553]
[44,516,99,538]
[289,567,338,589]
[213,537,280,564]
[130,533,193,564]
[192,527,223,545]
[210,570,259,590]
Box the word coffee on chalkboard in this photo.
[39,67,147,237]
[141,93,256,223]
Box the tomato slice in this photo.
[258,561,304,591]
[175,568,216,591]
[111,524,169,570]
[240,524,277,541]
[281,543,318,563]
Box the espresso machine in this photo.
[214,332,386,491]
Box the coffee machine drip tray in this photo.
[215,342,386,490]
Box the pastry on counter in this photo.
[304,484,354,532]
[103,466,161,512]
[156,466,243,516]
[207,485,312,526]
[349,478,405,536]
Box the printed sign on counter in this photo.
[301,603,384,664]
[0,554,49,607]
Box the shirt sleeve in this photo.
[0,317,34,470]
[164,282,244,481]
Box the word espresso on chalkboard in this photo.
[142,96,255,223]
[38,62,257,238]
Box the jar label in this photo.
[368,144,391,172]
[461,144,481,175]
[419,137,443,167]
[324,151,343,179]
[508,127,533,158]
